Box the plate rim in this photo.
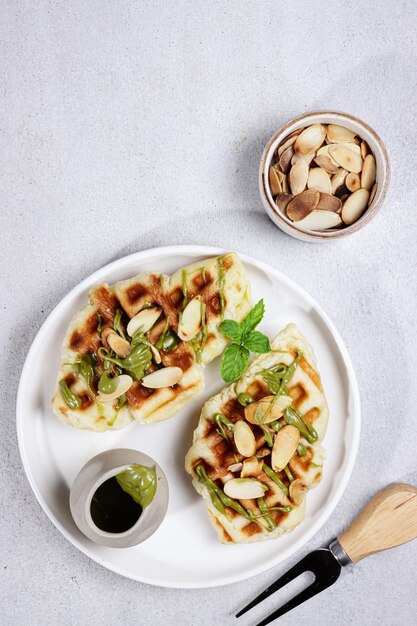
[16,244,361,588]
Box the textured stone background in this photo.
[1,1,417,624]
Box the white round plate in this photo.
[17,245,360,588]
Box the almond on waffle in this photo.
[52,253,251,432]
[185,324,328,544]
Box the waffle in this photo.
[52,253,251,432]
[185,324,329,544]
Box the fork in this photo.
[236,483,417,626]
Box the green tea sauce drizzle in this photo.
[217,256,226,321]
[90,464,157,534]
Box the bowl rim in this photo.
[260,110,391,241]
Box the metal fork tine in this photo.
[254,580,326,626]
[236,553,313,618]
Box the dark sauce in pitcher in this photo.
[90,476,142,533]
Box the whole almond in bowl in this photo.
[260,112,390,242]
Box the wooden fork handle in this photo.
[337,483,417,563]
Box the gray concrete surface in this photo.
[1,1,417,625]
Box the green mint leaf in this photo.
[219,319,243,343]
[244,330,271,354]
[241,299,265,338]
[220,343,250,383]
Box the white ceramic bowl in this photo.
[259,111,390,242]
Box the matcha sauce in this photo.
[90,463,157,534]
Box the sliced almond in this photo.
[368,183,377,206]
[141,366,183,388]
[294,124,326,157]
[149,343,162,364]
[278,145,295,173]
[292,153,315,166]
[339,194,350,203]
[331,141,361,155]
[361,141,369,159]
[101,326,116,350]
[346,172,361,192]
[245,395,292,425]
[275,193,293,214]
[326,124,357,143]
[227,462,243,473]
[296,210,343,231]
[277,134,297,157]
[234,420,257,457]
[271,425,300,472]
[127,307,161,337]
[240,457,263,478]
[178,296,202,341]
[307,168,332,195]
[316,193,342,212]
[281,175,290,193]
[289,159,308,195]
[361,154,376,190]
[107,330,131,358]
[286,189,319,222]
[313,154,339,175]
[316,145,339,166]
[341,188,369,225]
[223,478,267,500]
[269,166,282,195]
[256,447,271,459]
[96,374,133,403]
[328,145,363,173]
[331,169,348,194]
[275,168,285,183]
[289,479,308,506]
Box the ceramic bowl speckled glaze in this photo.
[70,449,169,548]
[259,111,390,242]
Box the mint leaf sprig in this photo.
[219,299,271,383]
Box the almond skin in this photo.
[278,145,295,174]
[368,183,377,206]
[313,154,339,174]
[269,166,282,196]
[275,193,293,214]
[316,193,342,213]
[286,189,319,222]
